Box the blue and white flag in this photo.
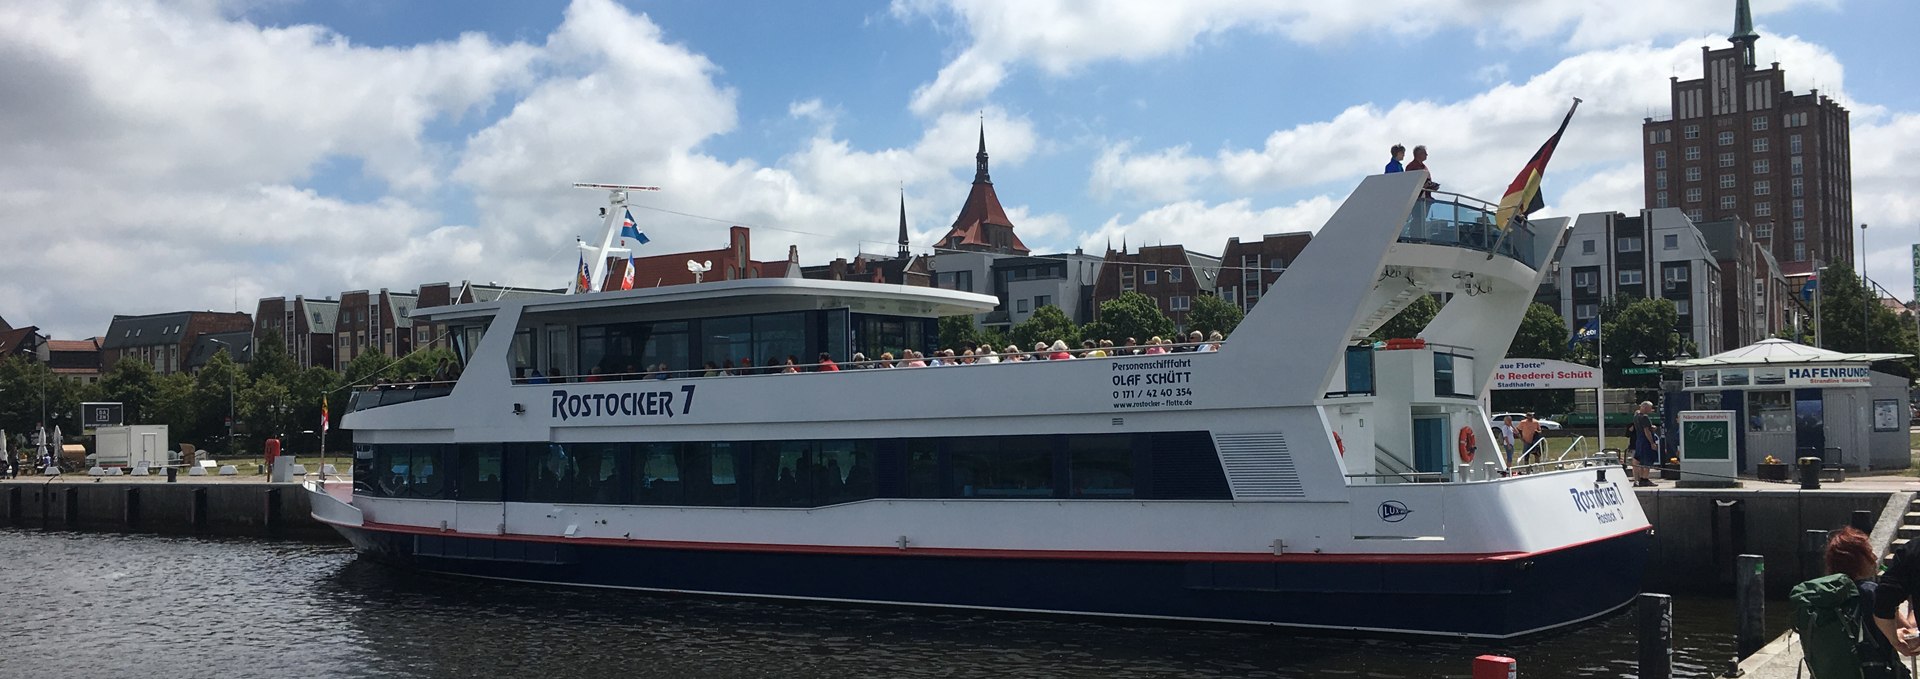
[1568,317,1599,350]
[1799,271,1818,302]
[620,209,650,245]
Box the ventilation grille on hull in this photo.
[1214,433,1305,499]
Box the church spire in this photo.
[974,115,991,184]
[897,187,910,259]
[1730,0,1758,66]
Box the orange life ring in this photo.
[1334,432,1345,456]
[1458,426,1476,463]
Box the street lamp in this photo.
[1861,223,1870,348]
[207,338,235,456]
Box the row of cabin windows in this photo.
[500,309,935,380]
[353,432,1231,506]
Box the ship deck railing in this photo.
[504,339,1224,385]
[1397,190,1541,269]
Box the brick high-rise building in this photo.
[1641,0,1853,273]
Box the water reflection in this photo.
[0,529,1783,679]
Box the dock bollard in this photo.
[1736,554,1765,660]
[1798,457,1822,490]
[1802,529,1833,583]
[1471,654,1516,678]
[1638,592,1673,679]
[1852,509,1875,534]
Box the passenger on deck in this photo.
[817,353,839,372]
[1202,331,1224,351]
[653,363,671,380]
[848,352,867,369]
[1032,342,1051,360]
[1144,337,1169,355]
[584,367,606,383]
[1175,331,1204,352]
[877,352,895,368]
[1122,337,1141,355]
[781,357,801,374]
[1385,144,1405,174]
[976,346,999,364]
[1049,340,1074,360]
[928,350,947,367]
[739,357,756,375]
[703,361,722,377]
[1407,145,1440,193]
[1080,340,1101,357]
[1003,345,1024,362]
[904,350,927,368]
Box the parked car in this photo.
[1488,413,1562,443]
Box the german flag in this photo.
[1495,98,1581,229]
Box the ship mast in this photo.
[570,183,661,294]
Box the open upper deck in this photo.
[1397,191,1544,270]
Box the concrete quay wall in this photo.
[1637,487,1894,596]
[0,481,341,542]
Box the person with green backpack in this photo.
[1792,528,1910,678]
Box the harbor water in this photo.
[0,528,1784,678]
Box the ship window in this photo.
[816,439,877,505]
[948,435,1055,498]
[546,327,571,378]
[905,439,941,498]
[580,321,689,379]
[406,444,447,500]
[509,328,537,381]
[691,442,742,506]
[374,446,409,498]
[752,440,817,507]
[572,443,627,504]
[1433,353,1456,396]
[456,444,503,501]
[518,443,579,504]
[1068,434,1135,498]
[1343,346,1375,395]
[634,442,684,505]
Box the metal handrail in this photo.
[1507,454,1618,474]
[1555,435,1587,462]
[1344,472,1448,480]
[503,339,1228,385]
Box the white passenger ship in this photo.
[307,171,1650,638]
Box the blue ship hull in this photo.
[332,522,1651,639]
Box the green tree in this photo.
[248,329,296,383]
[1506,303,1571,361]
[938,315,979,350]
[1813,263,1918,376]
[239,374,294,441]
[1084,292,1176,344]
[150,371,200,449]
[1009,305,1081,350]
[98,356,159,424]
[0,356,82,435]
[1370,294,1441,341]
[1186,294,1244,337]
[192,349,249,454]
[339,350,395,388]
[1591,296,1694,386]
[1491,303,1577,417]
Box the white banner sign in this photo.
[1491,358,1602,390]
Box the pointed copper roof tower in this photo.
[897,187,911,260]
[937,117,1029,255]
[1730,0,1758,67]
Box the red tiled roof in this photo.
[46,338,100,352]
[940,182,1029,254]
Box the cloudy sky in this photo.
[1,0,1914,339]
